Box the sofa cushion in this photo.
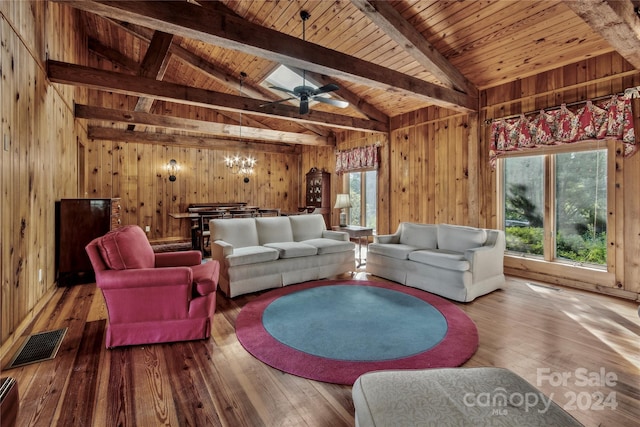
[437,224,487,253]
[191,261,219,296]
[264,242,318,258]
[302,238,355,254]
[289,214,326,241]
[98,225,155,270]
[400,223,438,249]
[368,243,419,260]
[211,218,259,248]
[256,217,294,244]
[226,246,280,266]
[408,249,471,271]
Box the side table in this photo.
[332,225,373,267]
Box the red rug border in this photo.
[235,279,479,385]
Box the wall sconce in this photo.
[167,159,178,182]
[224,155,256,183]
[334,193,352,227]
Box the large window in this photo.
[348,170,377,230]
[501,148,608,267]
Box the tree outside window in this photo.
[348,170,377,231]
[502,149,607,266]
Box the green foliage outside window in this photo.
[506,226,607,265]
[348,170,377,230]
[503,149,607,267]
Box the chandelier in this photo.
[225,71,256,182]
[224,155,256,176]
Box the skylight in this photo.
[261,64,346,113]
[264,64,317,91]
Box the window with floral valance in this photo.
[335,144,379,175]
[489,94,637,168]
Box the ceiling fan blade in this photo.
[260,97,296,107]
[299,96,310,114]
[313,96,349,108]
[269,86,298,96]
[313,84,339,95]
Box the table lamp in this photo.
[334,193,351,227]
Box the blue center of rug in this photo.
[262,285,448,361]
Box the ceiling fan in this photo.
[264,11,349,115]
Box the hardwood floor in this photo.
[2,272,639,427]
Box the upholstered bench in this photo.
[352,367,583,426]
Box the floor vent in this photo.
[5,328,67,369]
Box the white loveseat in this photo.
[210,214,355,297]
[366,223,505,302]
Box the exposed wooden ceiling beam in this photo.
[103,17,331,137]
[563,0,640,70]
[129,30,173,130]
[351,0,477,97]
[48,60,389,133]
[76,104,334,146]
[88,126,297,154]
[106,19,273,102]
[138,31,173,79]
[195,0,386,124]
[87,30,272,132]
[58,0,477,113]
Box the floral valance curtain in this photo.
[489,94,636,167]
[335,144,379,175]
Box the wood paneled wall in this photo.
[478,52,640,299]
[386,109,477,232]
[85,139,301,240]
[1,2,86,352]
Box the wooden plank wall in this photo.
[85,138,301,240]
[387,108,474,232]
[1,2,86,353]
[478,51,640,299]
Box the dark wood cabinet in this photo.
[305,168,330,227]
[56,198,121,285]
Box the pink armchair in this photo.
[85,225,219,348]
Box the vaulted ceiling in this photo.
[50,0,640,149]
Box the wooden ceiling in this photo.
[50,0,640,148]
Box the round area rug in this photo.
[235,280,479,384]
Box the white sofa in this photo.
[210,214,355,297]
[366,223,505,302]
